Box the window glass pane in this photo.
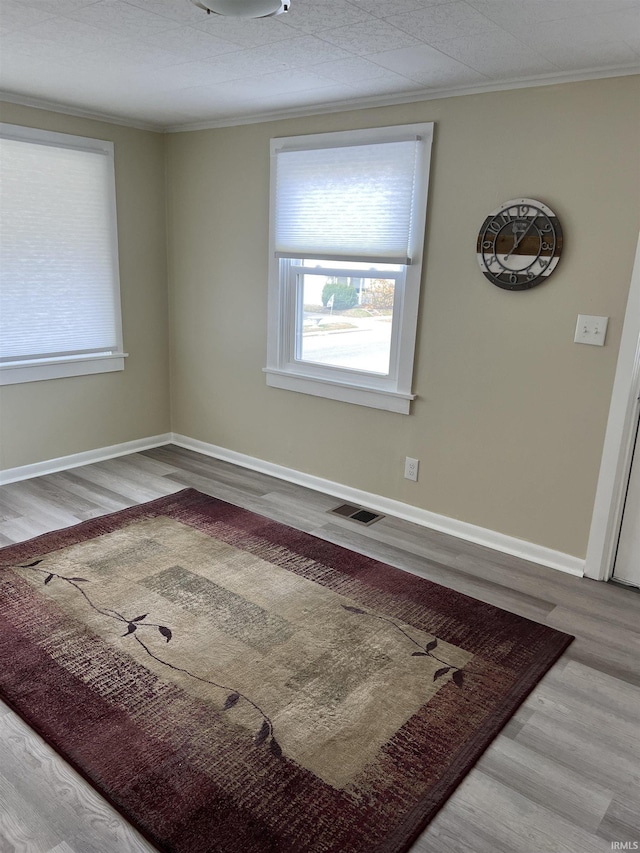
[298,271,396,375]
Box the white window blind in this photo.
[273,139,422,264]
[0,127,123,371]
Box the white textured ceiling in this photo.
[1,0,639,130]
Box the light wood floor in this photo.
[0,445,638,853]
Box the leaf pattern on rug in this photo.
[13,559,282,758]
[341,604,465,685]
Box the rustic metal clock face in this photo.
[477,198,563,290]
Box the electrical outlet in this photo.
[404,457,419,482]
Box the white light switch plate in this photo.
[574,314,608,346]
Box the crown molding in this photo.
[0,91,163,133]
[2,66,638,135]
[163,65,640,133]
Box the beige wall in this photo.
[1,79,638,559]
[167,76,640,559]
[0,103,171,469]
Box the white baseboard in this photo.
[172,433,585,578]
[0,434,173,486]
[0,431,585,577]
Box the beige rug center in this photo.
[25,516,473,789]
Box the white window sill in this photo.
[0,353,128,386]
[263,367,415,414]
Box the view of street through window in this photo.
[297,261,399,375]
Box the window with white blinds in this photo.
[266,123,433,414]
[0,124,125,385]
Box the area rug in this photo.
[0,488,573,853]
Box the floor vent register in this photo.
[327,503,385,526]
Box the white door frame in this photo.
[585,234,640,581]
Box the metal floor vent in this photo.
[328,503,385,526]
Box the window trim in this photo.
[265,123,433,415]
[0,123,127,386]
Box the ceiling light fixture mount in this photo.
[192,0,290,17]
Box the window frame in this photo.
[0,123,126,386]
[264,123,433,415]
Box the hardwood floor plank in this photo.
[597,792,640,844]
[46,470,137,513]
[0,515,73,543]
[0,482,84,533]
[162,468,266,505]
[513,709,640,796]
[117,452,181,477]
[564,636,640,687]
[144,446,275,496]
[0,497,21,523]
[547,606,640,651]
[0,771,62,853]
[474,736,614,832]
[7,475,105,518]
[241,488,343,533]
[414,801,516,853]
[552,660,640,724]
[47,843,81,853]
[421,769,614,853]
[521,677,640,761]
[498,705,537,740]
[68,462,181,504]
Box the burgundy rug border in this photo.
[0,487,575,853]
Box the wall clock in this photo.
[477,198,563,290]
